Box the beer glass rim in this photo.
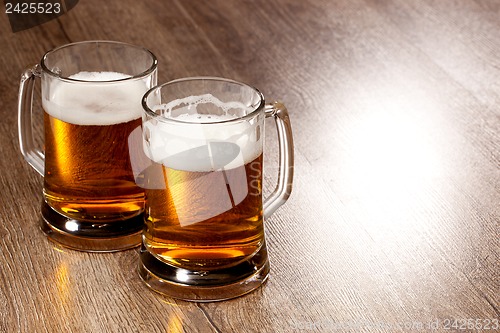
[142,77,266,125]
[40,40,158,83]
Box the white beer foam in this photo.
[144,95,262,172]
[70,71,130,81]
[42,71,148,126]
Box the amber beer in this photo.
[42,71,148,221]
[142,99,266,270]
[143,153,264,270]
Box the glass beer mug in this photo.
[18,41,157,252]
[138,77,294,301]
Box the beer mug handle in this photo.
[18,65,44,176]
[263,102,294,219]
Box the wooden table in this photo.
[1,0,498,332]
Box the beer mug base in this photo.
[40,201,143,252]
[138,242,270,302]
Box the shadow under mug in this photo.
[138,77,294,301]
[18,40,157,252]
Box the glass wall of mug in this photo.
[18,41,158,252]
[139,77,294,301]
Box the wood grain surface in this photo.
[0,0,499,332]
